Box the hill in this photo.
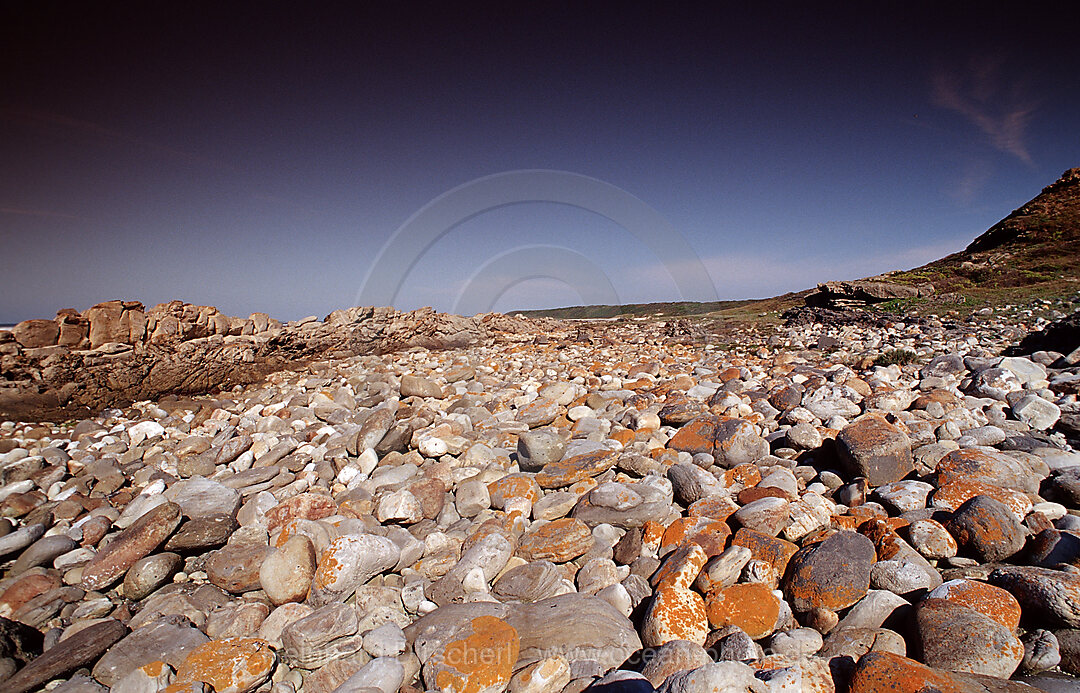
[518,167,1080,322]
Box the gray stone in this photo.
[281,603,364,668]
[11,534,77,574]
[331,656,404,693]
[123,552,182,601]
[164,477,242,519]
[93,615,210,685]
[517,428,568,473]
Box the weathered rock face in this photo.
[0,291,1077,692]
[0,303,547,421]
[806,279,935,308]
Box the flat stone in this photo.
[400,374,445,398]
[164,477,241,520]
[165,513,238,552]
[11,534,77,574]
[93,615,210,685]
[206,542,273,594]
[280,602,363,668]
[516,518,593,563]
[6,619,127,693]
[506,594,642,672]
[173,637,275,693]
[535,450,616,489]
[82,501,182,591]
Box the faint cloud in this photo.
[949,159,993,204]
[1,107,235,171]
[0,207,80,220]
[932,58,1038,165]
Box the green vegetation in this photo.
[874,349,919,367]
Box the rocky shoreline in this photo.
[0,297,1079,693]
[0,302,547,422]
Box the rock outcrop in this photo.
[0,302,547,421]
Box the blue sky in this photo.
[2,2,1078,322]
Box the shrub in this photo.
[874,348,919,367]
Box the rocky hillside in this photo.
[805,168,1080,313]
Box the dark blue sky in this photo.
[2,2,1078,322]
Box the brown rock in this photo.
[945,495,1026,563]
[836,415,913,486]
[206,543,273,594]
[81,502,182,591]
[535,450,617,489]
[5,619,127,693]
[785,531,875,613]
[12,319,59,349]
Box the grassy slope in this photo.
[516,168,1080,323]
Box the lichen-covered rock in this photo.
[785,531,875,613]
[308,534,399,605]
[836,415,914,487]
[989,566,1080,628]
[172,637,276,693]
[945,495,1026,563]
[641,586,709,647]
[516,517,593,563]
[704,583,783,639]
[912,598,1023,678]
[422,615,518,693]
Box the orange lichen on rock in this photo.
[516,517,593,563]
[642,521,666,554]
[932,480,1031,518]
[927,579,1022,631]
[652,543,708,590]
[724,463,762,489]
[848,652,964,693]
[660,516,731,557]
[173,637,276,693]
[687,494,739,521]
[705,582,782,639]
[731,527,799,580]
[431,616,519,693]
[535,450,617,488]
[641,586,709,647]
[487,473,541,507]
[264,492,336,533]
